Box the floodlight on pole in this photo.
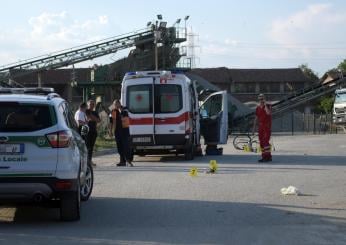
[175,18,181,25]
[159,21,167,28]
[157,14,162,20]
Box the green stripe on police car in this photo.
[5,136,51,147]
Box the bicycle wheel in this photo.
[233,135,251,150]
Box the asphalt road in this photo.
[1,135,346,245]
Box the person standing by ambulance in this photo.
[74,102,88,137]
[86,99,100,167]
[110,100,133,167]
[253,94,272,162]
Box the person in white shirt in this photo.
[74,102,88,135]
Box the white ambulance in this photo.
[121,70,228,160]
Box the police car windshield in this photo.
[0,102,55,132]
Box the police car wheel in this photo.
[81,163,94,201]
[60,183,81,221]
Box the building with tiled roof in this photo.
[191,67,313,104]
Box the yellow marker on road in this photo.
[243,145,250,152]
[209,160,218,173]
[189,167,198,177]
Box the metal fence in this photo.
[272,112,340,135]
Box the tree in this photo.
[337,59,346,72]
[315,95,334,113]
[299,64,319,82]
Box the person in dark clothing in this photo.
[110,100,124,165]
[119,105,132,165]
[110,100,133,167]
[85,100,100,167]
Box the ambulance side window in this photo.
[127,85,153,113]
[200,94,222,118]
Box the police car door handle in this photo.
[158,118,166,121]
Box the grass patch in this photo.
[95,137,115,151]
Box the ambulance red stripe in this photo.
[129,112,189,125]
[129,117,153,125]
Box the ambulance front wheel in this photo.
[185,143,195,161]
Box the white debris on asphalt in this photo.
[281,186,301,196]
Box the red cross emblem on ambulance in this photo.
[136,94,143,102]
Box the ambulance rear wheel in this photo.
[185,144,194,161]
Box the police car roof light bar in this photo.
[0,87,55,95]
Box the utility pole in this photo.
[154,25,160,71]
[153,14,167,70]
[184,15,189,39]
[37,72,42,87]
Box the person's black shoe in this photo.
[258,158,272,163]
[116,162,126,166]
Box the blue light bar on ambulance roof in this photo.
[125,72,136,76]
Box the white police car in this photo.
[0,88,93,221]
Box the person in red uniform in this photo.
[253,94,272,162]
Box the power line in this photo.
[204,40,346,50]
[202,53,344,61]
[225,45,346,50]
[225,41,346,47]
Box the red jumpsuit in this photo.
[256,104,272,160]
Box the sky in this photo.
[0,0,345,77]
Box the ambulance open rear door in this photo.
[199,91,228,145]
